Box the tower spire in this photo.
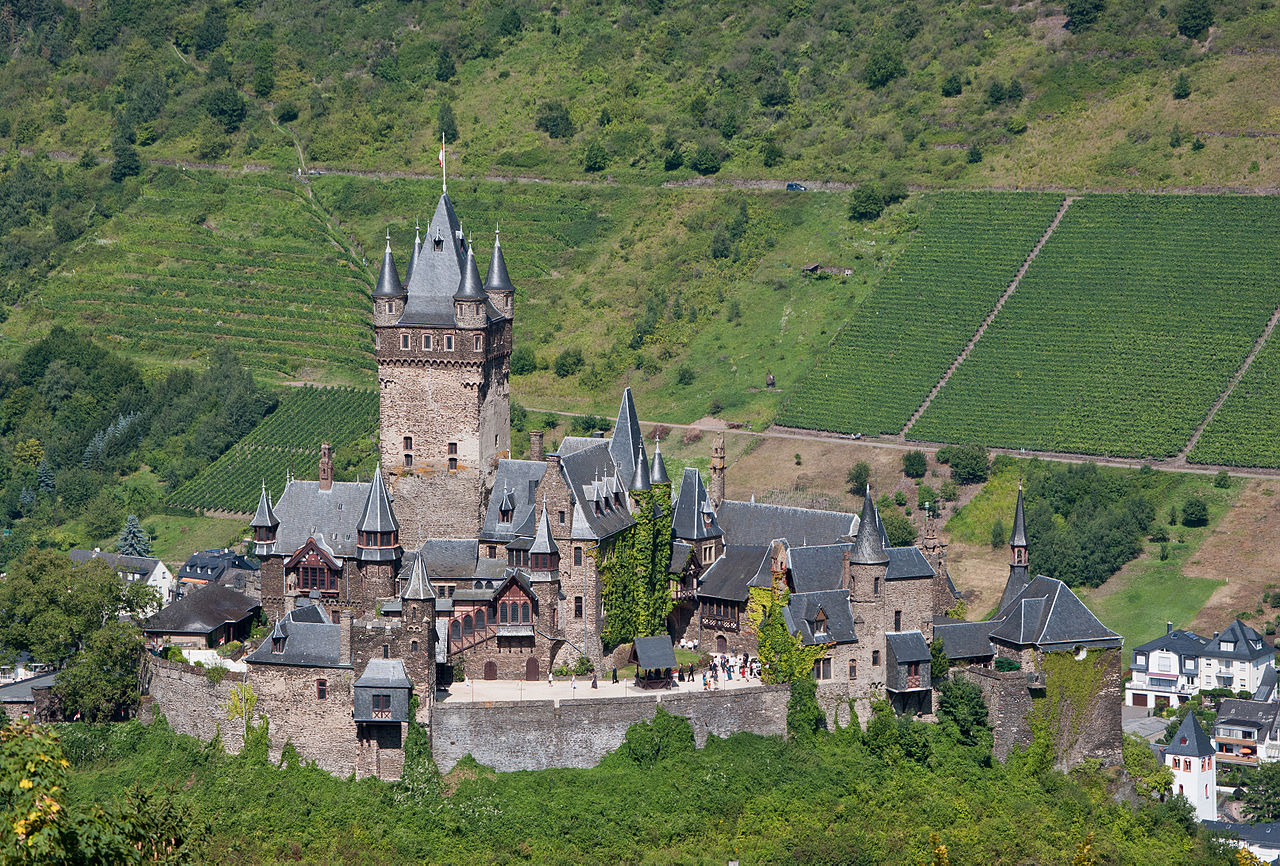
[999,485,1032,611]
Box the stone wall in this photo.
[139,655,244,753]
[955,665,1035,762]
[432,684,789,773]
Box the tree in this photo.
[748,585,830,684]
[946,444,989,484]
[53,620,143,722]
[936,677,990,745]
[553,348,584,378]
[1243,760,1280,822]
[1172,71,1192,99]
[438,102,458,144]
[276,101,299,124]
[864,44,905,89]
[252,42,275,98]
[535,101,575,139]
[762,140,783,167]
[881,511,917,547]
[847,462,871,495]
[787,678,826,744]
[987,80,1006,105]
[510,344,536,375]
[435,46,456,82]
[1177,0,1214,39]
[109,137,141,183]
[930,638,949,682]
[0,548,156,666]
[1006,79,1024,102]
[1122,733,1173,799]
[77,148,97,169]
[583,140,608,172]
[941,72,963,97]
[848,183,885,221]
[991,518,1006,550]
[902,450,927,479]
[1181,496,1208,526]
[194,5,227,58]
[1064,0,1107,32]
[204,86,247,133]
[689,143,723,175]
[1215,470,1231,489]
[115,514,152,557]
[966,144,983,164]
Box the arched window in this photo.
[411,640,418,653]
[499,603,508,623]
[521,602,530,623]
[476,609,486,630]
[450,620,461,641]
[463,614,474,636]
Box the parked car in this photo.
[785,182,807,191]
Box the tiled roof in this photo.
[697,545,769,601]
[143,584,260,636]
[1164,711,1215,758]
[632,635,678,671]
[245,604,346,668]
[886,630,932,664]
[672,468,722,541]
[1216,699,1279,738]
[716,499,854,547]
[480,460,546,543]
[785,589,856,645]
[273,479,372,559]
[69,549,159,576]
[250,482,278,529]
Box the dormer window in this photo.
[1252,640,1263,651]
[500,505,513,522]
[814,607,828,635]
[1221,641,1235,652]
[433,232,444,252]
[272,636,285,653]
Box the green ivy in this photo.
[599,483,674,648]
[1028,650,1108,767]
[747,585,830,684]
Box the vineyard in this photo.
[776,192,1064,435]
[167,386,379,513]
[40,169,374,382]
[910,195,1280,457]
[1189,334,1280,467]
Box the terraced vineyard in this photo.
[777,192,1064,435]
[910,195,1280,457]
[168,386,379,513]
[41,169,374,382]
[1189,334,1280,467]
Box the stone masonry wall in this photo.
[432,684,789,772]
[139,655,244,754]
[955,665,1035,762]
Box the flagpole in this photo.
[441,132,447,194]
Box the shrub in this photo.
[510,344,536,375]
[675,365,695,386]
[614,706,695,767]
[917,485,937,510]
[1065,0,1107,32]
[1214,470,1231,489]
[553,348,584,378]
[991,518,1006,550]
[583,140,608,172]
[205,665,227,684]
[762,140,783,167]
[864,44,905,89]
[573,655,595,675]
[881,511,917,547]
[941,72,963,97]
[216,641,241,658]
[940,480,959,502]
[204,86,247,133]
[787,678,825,744]
[1177,0,1214,39]
[946,444,990,484]
[848,183,885,221]
[1181,496,1208,526]
[847,461,871,494]
[110,139,142,183]
[438,102,458,144]
[690,143,723,175]
[1150,525,1169,543]
[994,657,1021,672]
[966,144,983,164]
[535,101,575,139]
[902,450,927,478]
[1172,72,1191,100]
[275,101,299,123]
[1191,136,1205,151]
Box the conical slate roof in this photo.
[1164,707,1216,758]
[630,447,651,491]
[1010,486,1028,548]
[850,486,888,565]
[402,223,422,288]
[609,387,644,486]
[401,554,435,601]
[357,464,399,534]
[650,438,670,485]
[530,506,559,556]
[483,232,514,293]
[373,233,404,298]
[250,481,278,528]
[454,243,487,301]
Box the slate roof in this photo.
[453,243,487,301]
[177,549,258,584]
[1217,699,1279,738]
[669,541,692,574]
[1204,620,1273,661]
[399,194,466,326]
[849,491,888,565]
[530,506,559,555]
[483,234,514,294]
[402,224,421,288]
[144,585,260,636]
[1203,821,1280,849]
[989,576,1123,650]
[672,468,722,541]
[632,635,678,671]
[1000,564,1032,613]
[716,499,855,547]
[1132,629,1209,657]
[629,447,651,492]
[357,465,398,534]
[395,540,478,583]
[1164,710,1215,758]
[608,388,644,491]
[886,631,932,663]
[69,549,160,576]
[0,672,56,703]
[355,658,413,689]
[650,439,670,485]
[1010,487,1028,548]
[787,543,848,594]
[785,590,856,646]
[250,482,278,529]
[885,546,935,581]
[933,619,996,660]
[697,545,769,601]
[245,604,346,668]
[481,460,546,543]
[273,479,372,559]
[373,235,404,298]
[559,441,635,541]
[401,554,436,601]
[1255,666,1278,703]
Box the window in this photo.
[521,602,531,623]
[874,576,880,596]
[382,644,390,659]
[449,458,458,471]
[400,334,410,350]
[450,621,461,641]
[385,302,394,314]
[872,650,881,666]
[463,615,473,636]
[1157,655,1172,673]
[316,679,327,700]
[404,453,413,469]
[575,596,583,618]
[703,543,715,561]
[813,658,832,680]
[476,609,486,630]
[574,547,582,566]
[894,610,901,631]
[849,660,857,680]
[448,442,458,455]
[299,565,335,591]
[411,640,418,653]
[488,545,497,558]
[1185,658,1195,669]
[474,335,483,351]
[272,636,285,653]
[422,334,431,350]
[372,694,391,718]
[403,436,413,450]
[445,335,454,351]
[1135,652,1147,667]
[499,603,508,623]
[558,510,565,525]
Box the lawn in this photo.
[142,514,247,568]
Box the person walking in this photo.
[612,666,619,684]
[591,673,598,689]
[571,673,577,691]
[548,670,553,688]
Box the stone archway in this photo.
[525,656,540,681]
[484,661,497,680]
[716,634,727,654]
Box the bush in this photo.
[848,183,885,221]
[535,101,575,139]
[941,72,963,97]
[1065,0,1107,32]
[216,641,241,658]
[902,450,927,479]
[614,706,695,767]
[940,480,959,502]
[1150,525,1169,543]
[864,44,905,89]
[1181,496,1208,527]
[847,461,871,494]
[945,444,989,485]
[1172,72,1191,100]
[553,348,584,378]
[761,140,783,167]
[110,139,142,183]
[1214,470,1231,489]
[690,143,723,175]
[1191,136,1205,151]
[275,101,299,123]
[994,657,1021,672]
[787,678,825,744]
[1177,0,1214,39]
[917,485,937,510]
[438,102,458,144]
[991,518,1006,550]
[881,511,917,547]
[675,365,695,386]
[204,86,247,133]
[966,144,983,164]
[583,140,608,172]
[510,344,536,375]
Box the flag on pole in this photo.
[438,144,445,167]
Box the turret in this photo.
[650,436,670,485]
[373,231,405,328]
[1000,486,1031,611]
[403,221,422,288]
[850,486,887,602]
[453,242,488,329]
[483,229,515,319]
[356,463,401,562]
[710,433,726,508]
[250,481,279,556]
[529,505,560,577]
[629,446,651,494]
[318,443,333,492]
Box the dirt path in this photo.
[1178,301,1280,460]
[899,195,1077,435]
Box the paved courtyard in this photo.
[438,668,764,704]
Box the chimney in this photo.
[319,442,333,491]
[1167,621,1173,635]
[529,430,545,462]
[842,549,852,593]
[709,432,726,508]
[339,609,352,665]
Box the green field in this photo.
[39,169,374,383]
[167,385,378,513]
[778,192,1063,435]
[1189,333,1280,467]
[909,195,1280,457]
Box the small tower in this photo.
[1000,486,1031,611]
[453,243,488,330]
[250,481,279,557]
[849,486,888,602]
[356,463,401,563]
[529,505,560,579]
[709,433,726,508]
[372,230,405,328]
[318,443,334,491]
[1164,711,1217,822]
[403,220,422,288]
[401,554,436,619]
[650,437,670,485]
[483,228,515,319]
[629,446,652,502]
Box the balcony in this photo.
[700,615,739,633]
[671,586,697,602]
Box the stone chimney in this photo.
[319,442,333,491]
[529,430,545,462]
[710,432,726,508]
[339,609,352,665]
[842,549,853,593]
[1167,621,1174,635]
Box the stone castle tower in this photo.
[374,194,513,547]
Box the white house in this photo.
[1127,620,1275,709]
[69,549,177,611]
[1160,711,1218,822]
[1203,821,1280,863]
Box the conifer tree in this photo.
[116,514,152,557]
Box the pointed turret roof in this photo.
[651,438,670,485]
[609,387,644,485]
[402,222,422,287]
[357,464,398,534]
[400,194,467,326]
[530,505,559,556]
[1010,486,1028,548]
[250,481,278,528]
[483,231,514,293]
[1165,708,1216,758]
[850,487,888,565]
[401,554,436,601]
[630,447,651,491]
[454,242,486,301]
[373,231,404,298]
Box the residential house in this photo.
[69,549,176,609]
[1127,619,1275,709]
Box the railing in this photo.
[372,709,390,719]
[672,586,697,601]
[700,615,739,633]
